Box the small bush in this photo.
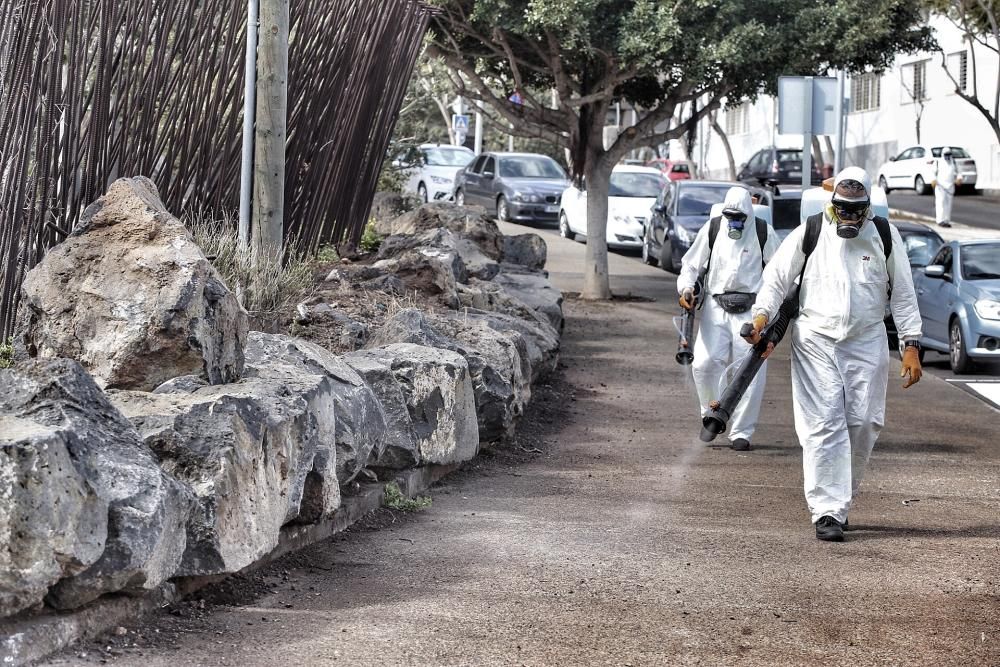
[0,337,13,369]
[359,218,383,254]
[316,244,339,263]
[185,212,313,329]
[383,481,431,511]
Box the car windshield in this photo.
[901,231,943,267]
[498,156,566,179]
[675,185,735,216]
[609,172,665,198]
[424,148,473,167]
[772,198,801,230]
[961,244,1000,280]
[776,150,803,165]
[931,147,971,158]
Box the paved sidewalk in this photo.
[46,224,1000,666]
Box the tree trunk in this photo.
[710,114,737,180]
[810,135,824,172]
[582,154,613,300]
[252,0,289,263]
[823,135,835,169]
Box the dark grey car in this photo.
[642,180,741,273]
[453,152,569,224]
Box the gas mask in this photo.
[722,208,747,240]
[827,178,870,239]
[826,198,870,239]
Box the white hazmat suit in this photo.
[934,155,957,226]
[678,187,781,446]
[753,168,922,523]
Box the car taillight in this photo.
[771,160,779,173]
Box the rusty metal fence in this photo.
[0,0,430,338]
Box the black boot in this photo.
[815,516,844,542]
[730,438,751,451]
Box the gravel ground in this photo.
[42,224,1000,667]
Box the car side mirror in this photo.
[888,156,897,162]
[923,265,946,278]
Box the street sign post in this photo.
[452,114,469,146]
[778,75,838,188]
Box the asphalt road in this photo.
[47,221,1000,666]
[887,189,1000,231]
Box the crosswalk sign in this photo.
[452,114,469,132]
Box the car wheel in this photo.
[455,189,465,207]
[497,196,510,222]
[417,183,428,203]
[915,175,929,195]
[878,175,891,195]
[559,212,574,240]
[659,236,674,273]
[641,227,656,265]
[949,319,975,374]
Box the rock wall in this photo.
[0,192,560,625]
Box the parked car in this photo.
[876,145,977,195]
[912,240,1000,373]
[737,147,823,186]
[884,220,946,346]
[642,180,743,272]
[559,165,665,250]
[398,144,475,203]
[646,158,696,181]
[453,152,569,224]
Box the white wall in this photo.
[688,15,1000,188]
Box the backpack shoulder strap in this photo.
[755,217,768,268]
[872,215,893,295]
[708,216,721,251]
[872,216,892,261]
[802,213,823,258]
[704,215,722,277]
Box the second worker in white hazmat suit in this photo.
[933,148,960,228]
[678,187,780,451]
[744,167,923,542]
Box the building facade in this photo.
[687,15,1000,190]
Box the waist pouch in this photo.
[714,292,756,314]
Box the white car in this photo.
[876,145,977,195]
[559,165,666,249]
[399,144,476,202]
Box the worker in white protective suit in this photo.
[932,148,961,228]
[678,187,780,451]
[744,167,923,542]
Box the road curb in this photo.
[0,464,460,667]
[889,207,936,224]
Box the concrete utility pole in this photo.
[252,0,289,262]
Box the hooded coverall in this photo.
[934,157,957,226]
[753,168,922,523]
[678,187,781,445]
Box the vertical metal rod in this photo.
[239,0,259,248]
[474,108,483,154]
[834,70,845,175]
[802,76,813,189]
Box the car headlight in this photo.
[974,299,1000,320]
[673,225,695,244]
[429,175,452,185]
[512,192,524,202]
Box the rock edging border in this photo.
[0,464,458,667]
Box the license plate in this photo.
[788,170,802,178]
[545,205,559,213]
